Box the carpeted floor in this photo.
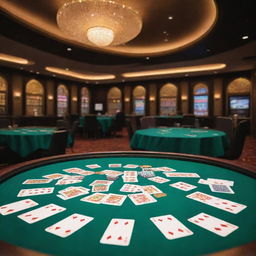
[69,128,256,172]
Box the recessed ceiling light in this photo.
[168,16,173,20]
[185,74,189,77]
[36,71,40,74]
[0,53,33,65]
[52,74,56,77]
[67,47,72,51]
[30,70,33,73]
[164,38,168,42]
[65,68,69,71]
[146,57,150,60]
[20,67,24,70]
[242,35,249,40]
[122,79,125,82]
[206,49,211,52]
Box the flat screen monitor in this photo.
[95,103,103,111]
[230,96,249,110]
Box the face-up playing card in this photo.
[153,193,167,198]
[81,193,107,204]
[141,185,163,194]
[123,164,138,168]
[89,180,113,186]
[209,184,234,194]
[23,179,53,184]
[128,193,157,205]
[108,164,122,168]
[169,182,197,191]
[0,199,38,215]
[101,170,123,176]
[92,184,110,192]
[187,192,247,214]
[86,164,101,169]
[17,187,54,197]
[198,179,210,185]
[150,214,193,240]
[63,168,86,174]
[58,187,89,199]
[120,184,142,193]
[45,213,94,238]
[188,213,238,237]
[155,167,176,172]
[100,218,135,246]
[123,171,137,177]
[55,179,82,185]
[122,177,138,183]
[102,194,127,206]
[148,176,170,184]
[43,173,66,180]
[18,204,66,224]
[207,178,234,187]
[164,172,200,178]
[61,175,84,180]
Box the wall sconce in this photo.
[72,97,78,102]
[125,98,130,102]
[214,94,221,100]
[48,95,54,100]
[181,96,188,101]
[14,92,21,98]
[149,96,155,101]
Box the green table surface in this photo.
[0,156,255,256]
[0,128,56,157]
[79,116,114,133]
[131,128,228,157]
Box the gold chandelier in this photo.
[57,0,142,47]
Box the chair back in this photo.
[56,119,70,130]
[47,130,68,156]
[0,118,11,128]
[181,114,195,127]
[83,115,100,132]
[225,120,250,159]
[69,120,79,147]
[126,120,134,140]
[215,116,233,140]
[112,112,125,131]
[140,116,156,129]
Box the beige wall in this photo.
[12,73,23,116]
[149,83,157,115]
[46,80,55,116]
[213,78,223,116]
[180,80,189,114]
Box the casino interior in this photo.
[0,1,256,256]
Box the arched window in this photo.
[159,83,177,115]
[81,87,90,115]
[227,78,251,116]
[26,79,44,116]
[107,87,122,115]
[133,85,146,115]
[57,84,69,117]
[0,76,7,115]
[193,83,208,116]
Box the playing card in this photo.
[123,171,137,177]
[23,179,52,184]
[0,199,38,215]
[170,182,197,191]
[109,164,122,168]
[209,184,234,194]
[120,184,142,193]
[156,167,176,172]
[150,214,193,240]
[43,173,66,180]
[17,187,54,197]
[188,213,238,237]
[122,177,138,183]
[207,178,234,187]
[55,179,82,185]
[63,168,86,174]
[100,218,135,246]
[81,193,107,204]
[102,194,127,206]
[153,193,167,198]
[89,180,113,186]
[164,172,200,178]
[198,179,210,185]
[187,192,247,214]
[18,204,66,224]
[86,164,101,169]
[92,184,110,192]
[45,213,94,238]
[128,193,157,205]
[148,176,170,184]
[141,185,163,194]
[101,170,123,176]
[58,187,89,199]
[123,164,138,168]
[61,175,84,180]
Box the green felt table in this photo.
[131,128,228,157]
[0,128,56,157]
[0,152,255,256]
[79,116,114,134]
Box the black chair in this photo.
[181,114,195,128]
[69,120,79,151]
[222,120,250,160]
[0,118,11,128]
[214,116,233,140]
[110,112,126,136]
[56,119,70,130]
[83,115,102,138]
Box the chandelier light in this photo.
[57,0,142,47]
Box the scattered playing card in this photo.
[187,192,247,214]
[123,164,138,168]
[92,184,110,192]
[123,171,137,177]
[148,176,170,184]
[188,213,238,237]
[58,187,89,199]
[153,193,167,198]
[156,167,176,172]
[55,179,82,185]
[128,192,157,205]
[100,218,135,246]
[169,182,197,191]
[17,187,54,197]
[164,172,200,178]
[207,178,234,187]
[89,180,113,186]
[120,184,142,193]
[209,184,234,194]
[109,164,122,168]
[45,213,94,238]
[18,204,66,224]
[150,214,193,240]
[81,193,107,204]
[198,179,209,185]
[86,164,101,169]
[43,173,66,180]
[141,185,163,194]
[23,179,52,184]
[0,199,38,215]
[101,170,123,176]
[102,194,127,206]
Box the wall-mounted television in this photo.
[94,103,103,111]
[229,96,250,116]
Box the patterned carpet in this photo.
[69,128,256,172]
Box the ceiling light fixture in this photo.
[242,35,249,40]
[57,0,142,47]
[0,53,33,65]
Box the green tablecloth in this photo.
[0,155,255,256]
[79,116,114,133]
[0,128,56,157]
[131,128,228,157]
